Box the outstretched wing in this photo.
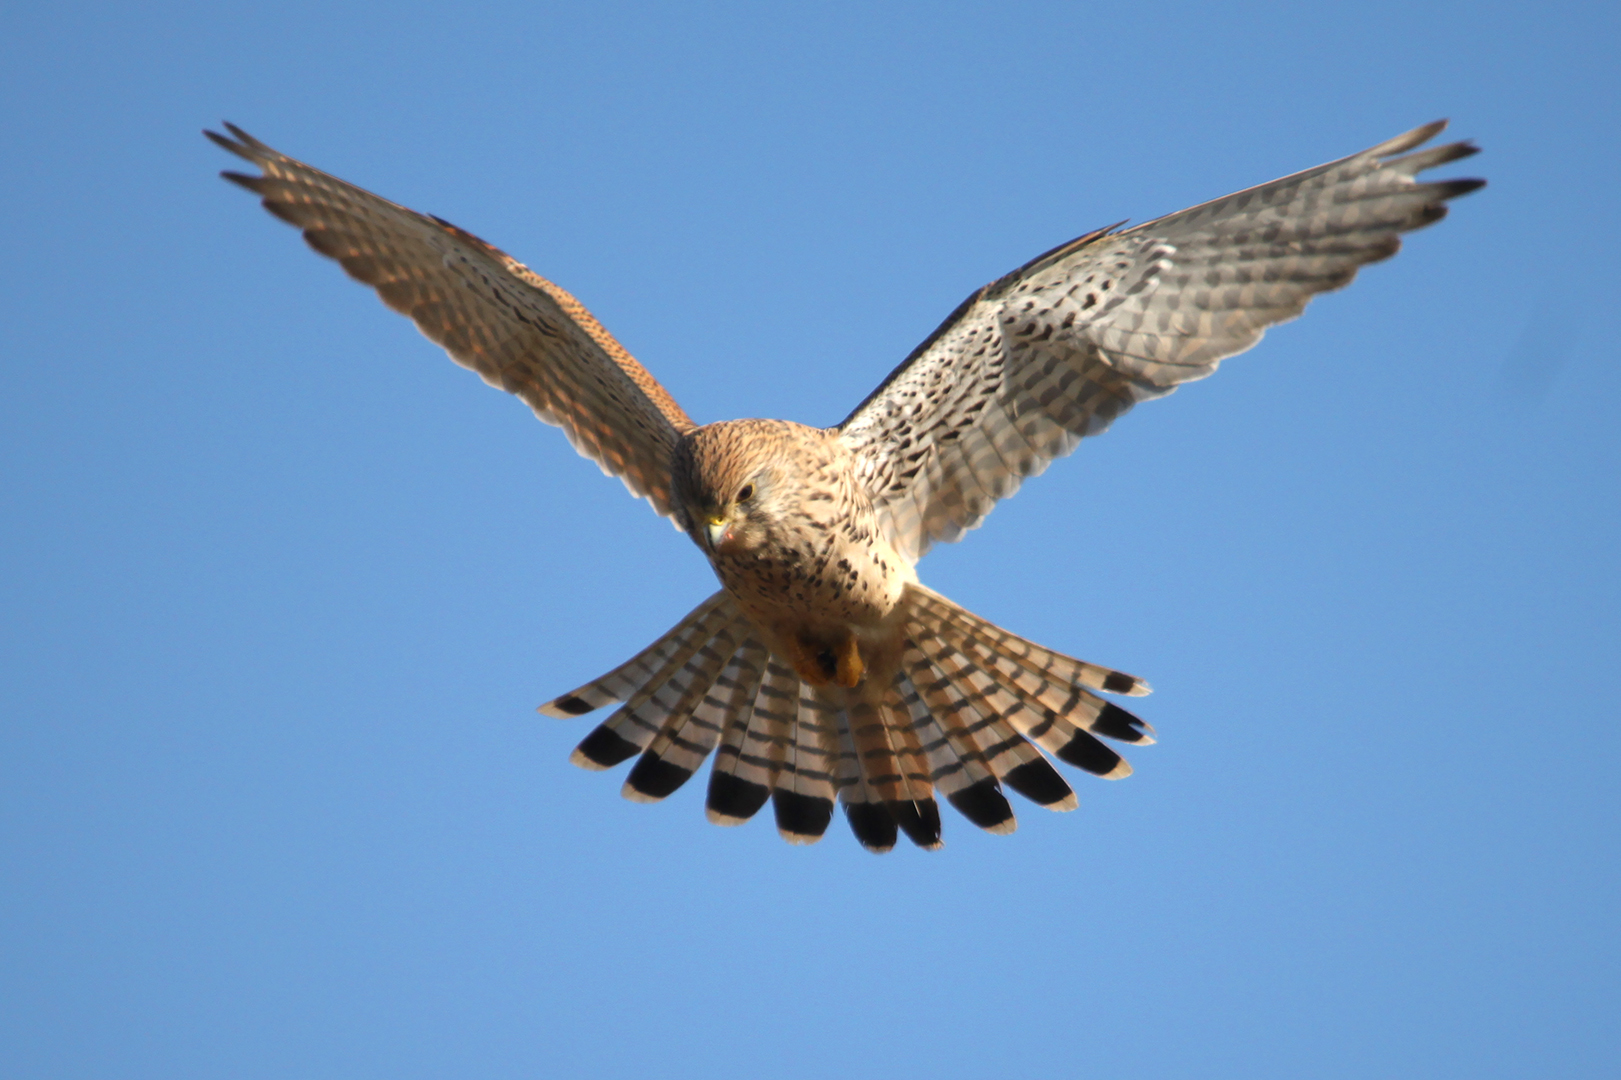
[208,124,696,521]
[839,120,1484,562]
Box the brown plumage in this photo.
[210,120,1482,851]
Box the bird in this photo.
[208,120,1482,852]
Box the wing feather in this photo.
[208,124,695,521]
[840,121,1483,561]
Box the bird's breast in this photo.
[712,508,910,626]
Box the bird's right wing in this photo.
[209,124,696,522]
[840,121,1483,562]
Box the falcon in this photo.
[209,121,1482,852]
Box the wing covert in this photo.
[840,120,1483,562]
[208,123,695,521]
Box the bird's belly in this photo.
[714,537,914,690]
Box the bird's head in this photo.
[672,420,806,559]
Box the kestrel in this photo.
[210,121,1482,852]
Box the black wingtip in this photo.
[1432,141,1482,167]
[205,123,264,164]
[1437,177,1487,199]
[550,695,597,717]
[222,121,263,148]
[219,170,264,193]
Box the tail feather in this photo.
[836,704,899,853]
[910,585,1151,698]
[704,652,792,825]
[835,698,943,852]
[898,651,1016,834]
[938,615,1156,745]
[918,629,1137,780]
[568,598,742,771]
[880,690,944,849]
[771,685,838,844]
[544,584,1154,850]
[622,624,746,802]
[941,618,1157,748]
[540,591,730,719]
[907,634,1078,812]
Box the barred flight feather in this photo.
[840,122,1482,562]
[206,124,695,521]
[904,637,1077,812]
[546,582,1158,845]
[834,700,940,851]
[911,604,1156,750]
[956,639,1155,748]
[771,685,839,844]
[832,704,927,854]
[883,691,945,848]
[908,585,1151,699]
[703,648,791,823]
[566,597,744,771]
[622,624,745,803]
[539,591,731,720]
[911,630,1132,781]
[895,664,1017,834]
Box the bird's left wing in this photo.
[839,120,1483,562]
[208,124,696,521]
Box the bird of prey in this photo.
[209,120,1482,852]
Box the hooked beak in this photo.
[704,515,731,552]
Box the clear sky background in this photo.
[2,2,1616,1077]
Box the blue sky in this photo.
[3,1,1617,1077]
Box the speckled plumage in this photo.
[212,120,1482,851]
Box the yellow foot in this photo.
[834,634,865,689]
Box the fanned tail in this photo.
[541,584,1153,851]
[539,591,733,721]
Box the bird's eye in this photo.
[736,483,755,503]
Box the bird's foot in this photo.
[834,634,865,688]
